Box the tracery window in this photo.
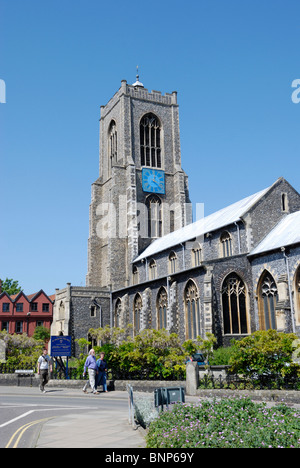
[222,273,248,335]
[184,280,201,340]
[147,195,162,238]
[220,231,232,258]
[258,272,278,330]
[133,294,142,336]
[140,113,162,168]
[169,251,177,274]
[157,287,168,330]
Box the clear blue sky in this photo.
[1,0,300,295]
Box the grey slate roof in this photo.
[134,185,270,262]
[249,210,300,256]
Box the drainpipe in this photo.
[235,222,241,254]
[281,247,296,333]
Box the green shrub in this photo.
[229,330,300,377]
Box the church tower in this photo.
[86,75,191,290]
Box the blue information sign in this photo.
[51,336,72,357]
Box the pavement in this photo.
[36,388,148,449]
[2,385,299,449]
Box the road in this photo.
[0,386,130,448]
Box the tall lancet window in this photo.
[109,120,117,171]
[133,294,142,336]
[184,280,201,340]
[140,113,162,168]
[157,287,168,330]
[147,195,162,238]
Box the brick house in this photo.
[0,289,54,337]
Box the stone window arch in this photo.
[258,271,278,330]
[108,120,117,173]
[157,287,168,330]
[184,280,201,340]
[222,273,249,335]
[114,298,122,328]
[132,265,139,285]
[220,231,233,258]
[149,259,157,280]
[133,294,142,336]
[146,195,162,238]
[169,251,178,274]
[192,241,202,267]
[140,113,162,168]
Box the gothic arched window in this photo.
[258,272,278,330]
[146,195,162,238]
[192,242,202,267]
[222,273,248,335]
[108,120,117,170]
[149,259,157,280]
[140,113,162,168]
[184,280,201,340]
[133,294,142,336]
[157,287,168,330]
[169,251,177,274]
[220,231,232,258]
[132,265,139,285]
[115,298,122,328]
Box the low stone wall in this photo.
[0,374,184,393]
[195,388,300,404]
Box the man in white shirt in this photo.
[37,348,52,393]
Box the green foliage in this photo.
[75,338,91,359]
[0,331,44,369]
[0,278,22,295]
[33,326,50,343]
[209,345,236,365]
[182,333,217,362]
[146,396,300,448]
[86,327,216,379]
[228,330,300,377]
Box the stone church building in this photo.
[51,77,300,356]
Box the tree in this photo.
[0,278,22,295]
[33,326,50,343]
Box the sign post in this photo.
[50,336,72,379]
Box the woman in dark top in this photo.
[96,352,108,392]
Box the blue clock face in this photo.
[142,169,165,194]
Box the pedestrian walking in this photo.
[83,349,99,394]
[37,348,52,393]
[96,352,108,392]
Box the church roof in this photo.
[134,184,270,262]
[249,210,300,256]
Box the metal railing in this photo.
[198,373,300,390]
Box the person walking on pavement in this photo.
[37,348,52,393]
[83,349,99,394]
[96,352,108,392]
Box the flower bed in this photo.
[146,396,300,448]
